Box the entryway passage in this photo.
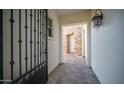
[47,54,100,84]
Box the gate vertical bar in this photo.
[34,9,36,67]
[30,9,33,70]
[18,9,22,76]
[0,10,3,81]
[10,9,14,80]
[41,9,44,63]
[25,9,28,72]
[37,10,39,66]
[40,10,42,64]
[45,9,48,81]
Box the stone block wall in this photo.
[74,29,82,56]
[63,25,85,56]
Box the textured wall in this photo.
[63,25,84,56]
[74,28,82,56]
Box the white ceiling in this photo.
[54,9,89,16]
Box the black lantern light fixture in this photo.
[92,9,103,27]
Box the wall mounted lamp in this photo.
[92,9,103,27]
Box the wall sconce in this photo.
[92,9,103,27]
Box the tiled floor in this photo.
[47,54,100,84]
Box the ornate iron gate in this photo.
[3,9,48,84]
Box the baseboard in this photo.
[90,66,101,84]
[48,63,60,76]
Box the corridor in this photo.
[1,9,123,84]
[47,54,100,84]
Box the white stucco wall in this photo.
[59,10,91,66]
[91,9,124,83]
[48,9,60,74]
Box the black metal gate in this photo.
[3,9,48,84]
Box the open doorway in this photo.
[62,23,86,64]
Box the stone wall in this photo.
[74,29,82,56]
[63,25,85,56]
